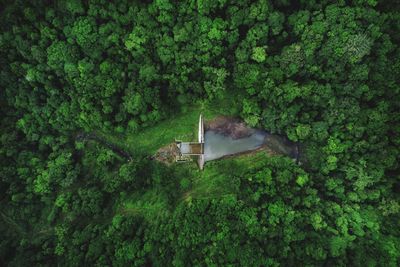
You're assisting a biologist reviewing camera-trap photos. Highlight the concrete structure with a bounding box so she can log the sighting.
[175,114,205,170]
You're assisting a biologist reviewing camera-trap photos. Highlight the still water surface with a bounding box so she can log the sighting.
[204,130,267,161]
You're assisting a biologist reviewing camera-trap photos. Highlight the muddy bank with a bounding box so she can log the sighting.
[264,134,299,160]
[205,116,255,139]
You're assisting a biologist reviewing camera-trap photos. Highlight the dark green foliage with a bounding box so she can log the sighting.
[0,0,399,266]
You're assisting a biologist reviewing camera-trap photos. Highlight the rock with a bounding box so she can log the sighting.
[205,116,255,139]
[153,143,180,165]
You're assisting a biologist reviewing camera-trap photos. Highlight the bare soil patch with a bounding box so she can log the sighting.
[205,116,255,139]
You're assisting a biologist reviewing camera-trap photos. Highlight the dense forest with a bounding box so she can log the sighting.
[1,0,399,266]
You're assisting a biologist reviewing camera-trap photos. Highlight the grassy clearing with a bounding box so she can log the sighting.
[97,95,239,156]
[97,95,252,219]
[181,150,270,202]
[118,151,270,221]
[118,189,171,220]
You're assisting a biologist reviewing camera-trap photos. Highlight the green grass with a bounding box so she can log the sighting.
[181,151,270,201]
[97,95,240,156]
[124,109,200,155]
[118,189,171,221]
[117,151,270,221]
[95,95,257,220]
[95,110,198,156]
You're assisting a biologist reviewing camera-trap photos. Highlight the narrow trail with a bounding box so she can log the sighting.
[75,132,133,161]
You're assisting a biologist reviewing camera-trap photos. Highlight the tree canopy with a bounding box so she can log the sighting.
[0,0,399,266]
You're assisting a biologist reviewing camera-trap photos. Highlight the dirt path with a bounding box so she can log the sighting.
[76,132,133,161]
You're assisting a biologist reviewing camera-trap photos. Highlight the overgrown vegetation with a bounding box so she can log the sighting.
[1,0,399,266]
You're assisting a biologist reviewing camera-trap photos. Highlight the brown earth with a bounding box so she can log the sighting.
[152,143,181,165]
[205,116,255,139]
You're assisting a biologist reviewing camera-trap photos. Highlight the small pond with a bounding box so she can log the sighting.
[204,130,267,161]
